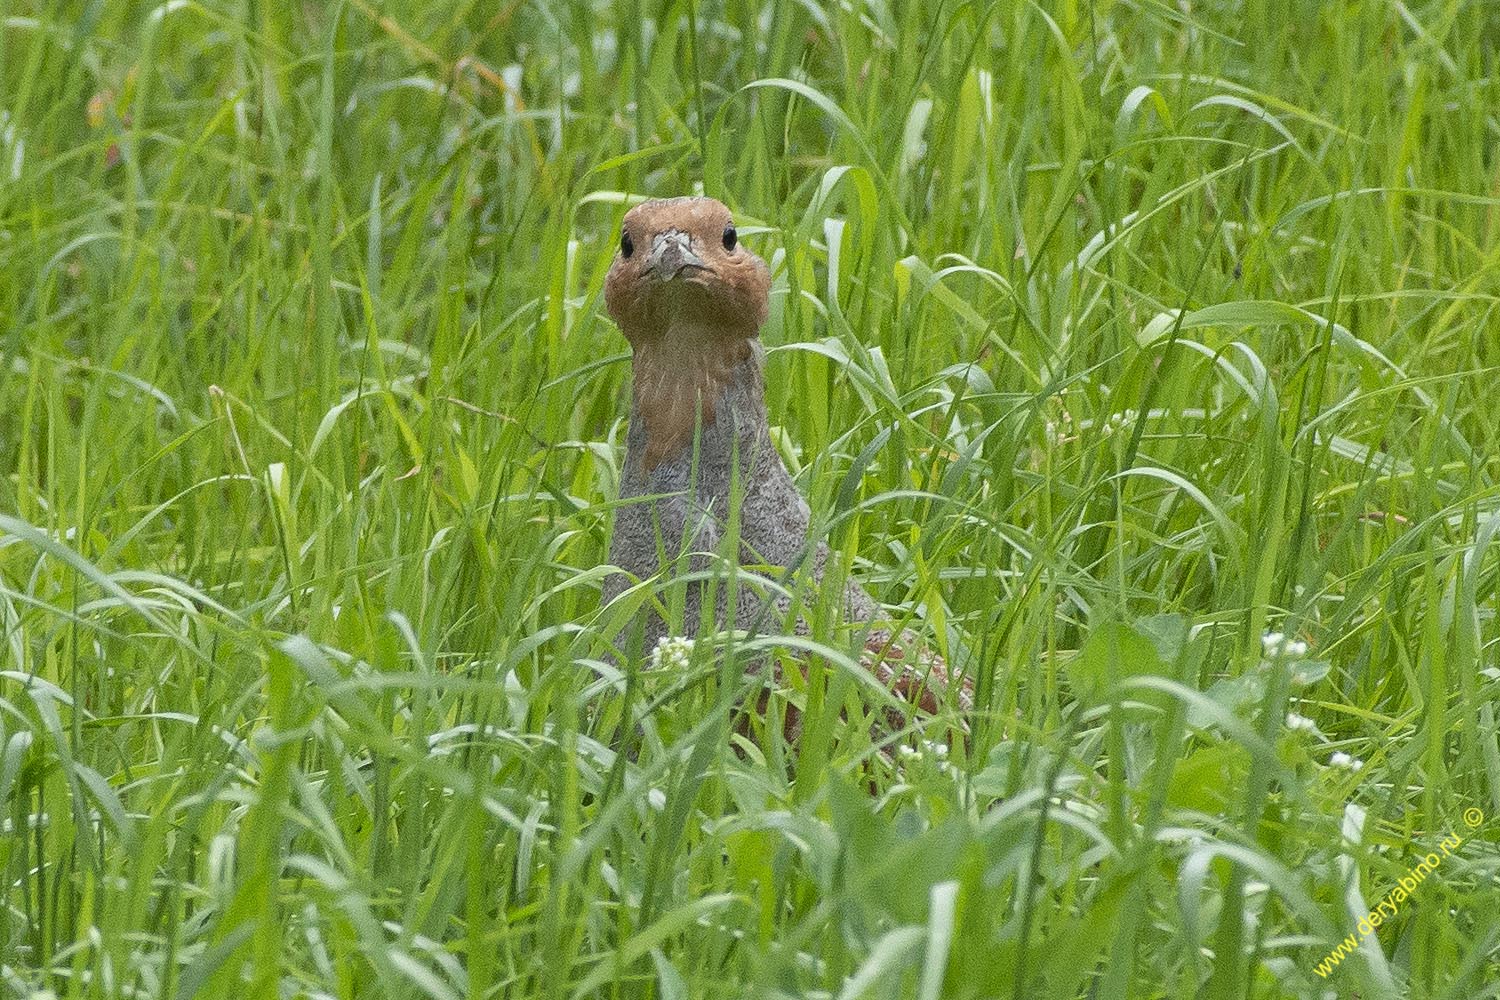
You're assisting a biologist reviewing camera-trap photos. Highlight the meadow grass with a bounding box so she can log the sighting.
[2,1,1499,997]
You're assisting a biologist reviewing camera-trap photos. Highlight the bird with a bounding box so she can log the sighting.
[600,195,971,739]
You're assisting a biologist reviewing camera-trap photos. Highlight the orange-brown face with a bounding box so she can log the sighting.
[604,197,771,342]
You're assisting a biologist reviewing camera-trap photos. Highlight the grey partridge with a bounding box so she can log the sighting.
[600,196,972,736]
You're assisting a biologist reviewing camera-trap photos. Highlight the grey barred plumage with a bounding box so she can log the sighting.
[601,196,970,724]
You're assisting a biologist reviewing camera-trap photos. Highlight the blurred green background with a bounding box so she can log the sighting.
[1,1,1499,997]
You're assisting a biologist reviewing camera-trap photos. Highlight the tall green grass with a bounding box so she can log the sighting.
[1,1,1498,996]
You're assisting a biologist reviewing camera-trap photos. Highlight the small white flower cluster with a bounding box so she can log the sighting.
[897,738,954,775]
[1043,410,1074,446]
[1285,712,1319,733]
[1283,707,1367,772]
[1261,631,1309,658]
[1097,408,1139,438]
[649,635,695,671]
[1328,751,1364,772]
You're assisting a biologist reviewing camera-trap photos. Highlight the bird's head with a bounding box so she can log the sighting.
[604,197,771,344]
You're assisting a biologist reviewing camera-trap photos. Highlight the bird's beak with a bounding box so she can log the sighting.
[648,229,711,280]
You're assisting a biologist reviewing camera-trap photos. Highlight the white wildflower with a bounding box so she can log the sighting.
[1328,752,1364,772]
[1285,712,1317,733]
[1261,631,1311,659]
[649,635,695,671]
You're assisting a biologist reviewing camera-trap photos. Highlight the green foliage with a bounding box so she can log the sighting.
[1,0,1498,997]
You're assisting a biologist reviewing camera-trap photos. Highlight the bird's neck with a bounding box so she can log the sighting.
[626,319,765,472]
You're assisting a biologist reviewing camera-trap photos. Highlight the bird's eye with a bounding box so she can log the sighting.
[722,224,737,251]
[620,231,634,258]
